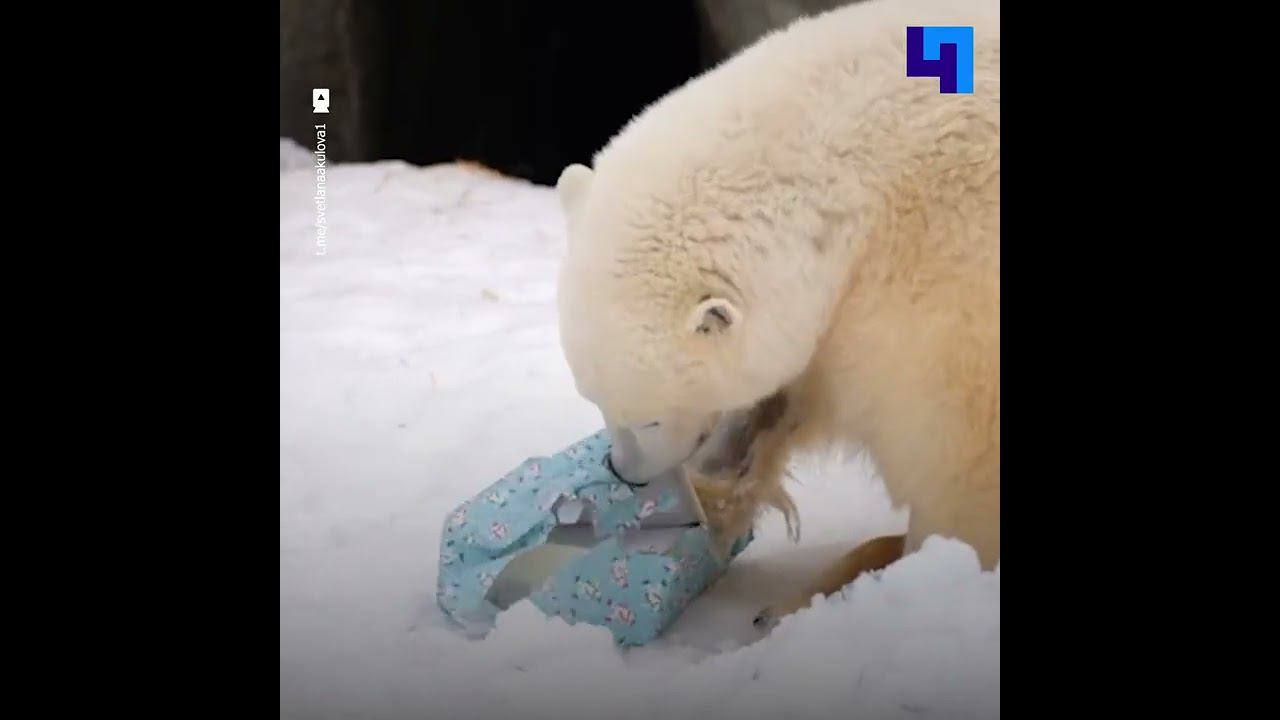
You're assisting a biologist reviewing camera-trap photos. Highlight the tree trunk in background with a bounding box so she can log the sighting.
[280,0,859,185]
[280,0,369,162]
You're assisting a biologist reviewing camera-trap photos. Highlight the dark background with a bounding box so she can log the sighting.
[280,0,854,185]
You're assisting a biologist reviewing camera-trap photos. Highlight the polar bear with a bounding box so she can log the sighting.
[555,0,999,627]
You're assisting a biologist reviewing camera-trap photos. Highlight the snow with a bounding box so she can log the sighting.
[280,138,313,172]
[280,150,1000,720]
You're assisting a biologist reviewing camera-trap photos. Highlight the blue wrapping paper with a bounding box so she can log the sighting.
[436,429,752,646]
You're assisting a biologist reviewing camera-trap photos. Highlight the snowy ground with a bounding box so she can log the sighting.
[280,142,1000,720]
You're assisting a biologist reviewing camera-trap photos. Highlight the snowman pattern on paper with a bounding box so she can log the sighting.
[610,558,630,588]
[679,553,701,575]
[575,578,602,602]
[607,603,636,626]
[520,461,542,482]
[439,581,461,608]
[448,506,468,531]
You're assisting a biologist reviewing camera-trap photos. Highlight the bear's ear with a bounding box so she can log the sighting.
[687,296,741,336]
[556,164,594,216]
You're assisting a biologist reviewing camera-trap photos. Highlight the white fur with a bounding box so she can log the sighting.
[557,0,999,568]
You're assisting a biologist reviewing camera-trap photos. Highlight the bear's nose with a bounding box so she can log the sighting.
[605,425,642,484]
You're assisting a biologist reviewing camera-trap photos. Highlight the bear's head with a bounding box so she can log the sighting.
[554,161,824,484]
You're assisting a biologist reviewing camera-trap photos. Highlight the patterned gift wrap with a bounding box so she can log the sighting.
[436,429,752,646]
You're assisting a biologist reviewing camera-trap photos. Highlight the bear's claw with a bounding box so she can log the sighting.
[752,606,779,632]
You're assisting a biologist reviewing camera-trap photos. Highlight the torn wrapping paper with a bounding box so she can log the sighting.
[436,429,752,646]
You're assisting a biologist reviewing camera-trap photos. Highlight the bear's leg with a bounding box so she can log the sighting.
[691,419,800,552]
[752,534,905,630]
[901,468,1000,571]
[752,441,999,630]
[690,388,802,548]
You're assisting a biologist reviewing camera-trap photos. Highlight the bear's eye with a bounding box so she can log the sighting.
[642,422,661,429]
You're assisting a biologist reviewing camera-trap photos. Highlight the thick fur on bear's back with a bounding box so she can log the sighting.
[558,0,999,567]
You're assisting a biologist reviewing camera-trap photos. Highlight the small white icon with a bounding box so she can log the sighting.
[313,88,330,114]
